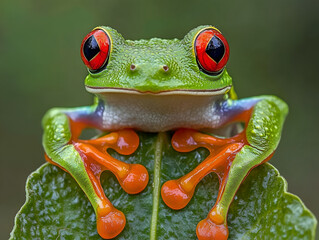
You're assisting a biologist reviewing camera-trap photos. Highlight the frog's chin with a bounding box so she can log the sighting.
[85,86,231,96]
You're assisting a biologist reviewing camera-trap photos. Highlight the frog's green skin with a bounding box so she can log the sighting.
[42,25,288,239]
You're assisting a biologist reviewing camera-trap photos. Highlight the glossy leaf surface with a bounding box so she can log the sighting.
[10,132,317,239]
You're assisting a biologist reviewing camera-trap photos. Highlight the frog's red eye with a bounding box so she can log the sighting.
[194,28,229,75]
[80,29,110,71]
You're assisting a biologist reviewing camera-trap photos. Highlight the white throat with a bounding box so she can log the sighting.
[91,90,229,132]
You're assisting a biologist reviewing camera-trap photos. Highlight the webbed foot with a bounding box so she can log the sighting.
[76,130,148,194]
[161,129,247,240]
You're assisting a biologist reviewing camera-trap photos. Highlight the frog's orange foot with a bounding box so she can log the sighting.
[76,129,149,195]
[162,129,246,239]
[162,129,244,209]
[71,129,149,238]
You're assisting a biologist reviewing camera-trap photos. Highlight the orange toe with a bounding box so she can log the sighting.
[171,129,199,152]
[97,209,126,239]
[161,180,193,210]
[113,129,139,155]
[120,164,149,194]
[196,218,228,240]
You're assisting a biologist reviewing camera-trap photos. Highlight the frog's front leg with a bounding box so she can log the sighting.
[42,106,149,239]
[161,96,288,240]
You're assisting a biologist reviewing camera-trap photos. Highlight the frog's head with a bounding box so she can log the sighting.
[81,26,233,96]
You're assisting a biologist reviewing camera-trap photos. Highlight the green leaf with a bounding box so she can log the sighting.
[10,132,317,239]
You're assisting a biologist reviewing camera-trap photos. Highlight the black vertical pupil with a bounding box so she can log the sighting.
[205,35,225,63]
[83,35,100,61]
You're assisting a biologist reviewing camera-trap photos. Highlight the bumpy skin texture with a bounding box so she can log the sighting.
[42,25,289,239]
[84,26,232,92]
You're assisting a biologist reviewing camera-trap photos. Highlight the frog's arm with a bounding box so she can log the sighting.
[162,95,288,240]
[42,102,148,239]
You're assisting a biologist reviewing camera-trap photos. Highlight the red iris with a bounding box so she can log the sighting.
[194,28,229,74]
[80,29,110,71]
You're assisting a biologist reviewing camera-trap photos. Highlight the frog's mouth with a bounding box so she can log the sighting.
[85,86,231,96]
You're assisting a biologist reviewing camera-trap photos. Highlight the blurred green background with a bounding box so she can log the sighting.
[1,0,318,238]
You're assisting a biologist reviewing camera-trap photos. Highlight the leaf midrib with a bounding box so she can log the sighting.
[150,132,166,240]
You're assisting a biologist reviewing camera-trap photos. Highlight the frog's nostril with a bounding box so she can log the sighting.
[162,65,169,72]
[130,64,137,71]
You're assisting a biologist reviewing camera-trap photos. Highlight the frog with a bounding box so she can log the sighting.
[42,25,288,240]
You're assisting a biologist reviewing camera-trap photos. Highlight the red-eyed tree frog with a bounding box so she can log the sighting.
[42,26,288,240]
